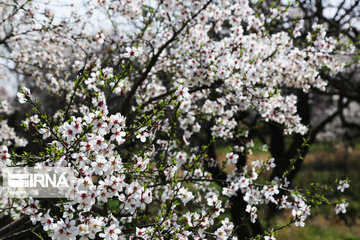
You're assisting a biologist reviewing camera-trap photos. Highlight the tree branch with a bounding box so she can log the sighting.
[120,0,213,116]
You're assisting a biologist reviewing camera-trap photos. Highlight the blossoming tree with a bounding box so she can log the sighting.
[0,0,356,239]
[250,0,360,185]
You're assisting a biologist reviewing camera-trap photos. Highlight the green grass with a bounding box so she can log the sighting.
[276,223,360,240]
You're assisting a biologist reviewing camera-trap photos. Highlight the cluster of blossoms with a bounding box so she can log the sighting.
[0,100,12,114]
[0,120,28,147]
[0,98,28,147]
[221,157,313,227]
[0,0,354,239]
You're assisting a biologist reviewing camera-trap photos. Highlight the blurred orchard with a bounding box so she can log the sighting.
[0,0,359,239]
